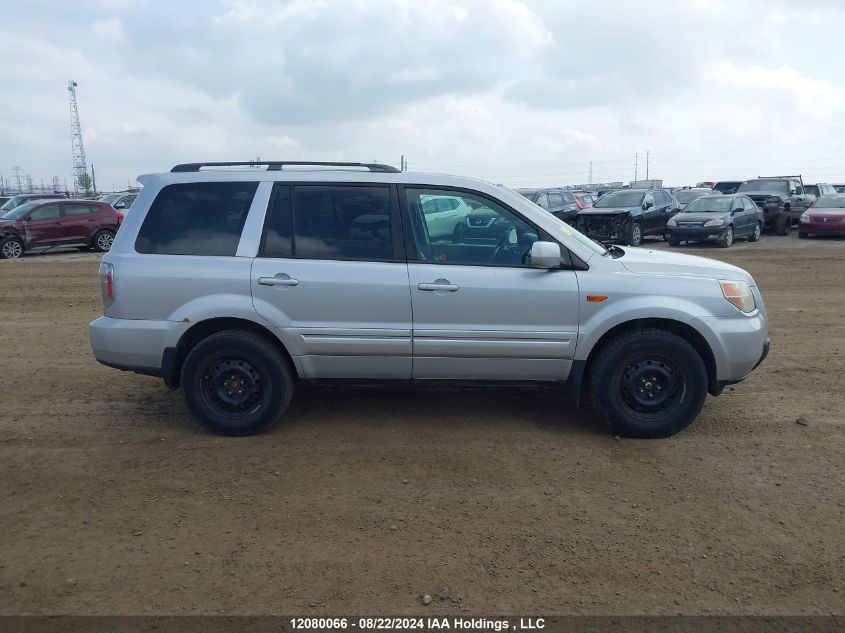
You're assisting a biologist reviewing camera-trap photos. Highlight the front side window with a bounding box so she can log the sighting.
[135,181,258,256]
[406,188,540,268]
[643,192,656,207]
[260,184,394,261]
[535,193,549,209]
[548,193,564,207]
[29,205,61,221]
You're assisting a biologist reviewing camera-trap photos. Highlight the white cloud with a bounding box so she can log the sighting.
[91,17,124,40]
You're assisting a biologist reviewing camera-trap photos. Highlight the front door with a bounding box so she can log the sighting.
[251,183,413,379]
[23,204,64,247]
[403,187,580,381]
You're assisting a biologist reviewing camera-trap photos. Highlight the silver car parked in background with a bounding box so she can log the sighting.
[89,161,770,438]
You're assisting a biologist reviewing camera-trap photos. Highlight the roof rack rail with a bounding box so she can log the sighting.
[171,161,401,173]
[757,174,802,179]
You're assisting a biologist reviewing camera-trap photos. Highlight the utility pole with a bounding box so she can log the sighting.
[67,80,88,195]
[25,174,33,193]
[400,155,405,171]
[588,160,593,185]
[12,166,23,192]
[634,153,638,182]
[90,164,97,196]
[646,150,650,180]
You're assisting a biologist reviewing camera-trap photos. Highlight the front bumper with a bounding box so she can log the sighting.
[799,220,845,235]
[665,225,726,241]
[691,309,769,386]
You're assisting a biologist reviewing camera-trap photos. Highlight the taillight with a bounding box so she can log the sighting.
[115,212,124,223]
[99,261,114,309]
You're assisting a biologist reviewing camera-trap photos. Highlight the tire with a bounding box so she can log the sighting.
[798,231,808,239]
[774,213,790,236]
[719,225,734,248]
[180,331,293,436]
[588,328,708,438]
[0,236,24,259]
[749,222,762,242]
[668,239,681,247]
[625,221,643,247]
[92,229,115,252]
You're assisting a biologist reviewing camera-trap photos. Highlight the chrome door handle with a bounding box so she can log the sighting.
[418,282,459,292]
[258,276,299,287]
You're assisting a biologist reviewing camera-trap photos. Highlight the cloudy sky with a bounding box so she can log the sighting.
[2,0,845,192]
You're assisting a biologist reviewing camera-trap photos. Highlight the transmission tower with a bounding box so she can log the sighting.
[12,166,24,192]
[67,80,88,195]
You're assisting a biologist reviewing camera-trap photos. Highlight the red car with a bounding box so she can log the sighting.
[798,195,845,238]
[0,199,122,259]
[573,191,595,209]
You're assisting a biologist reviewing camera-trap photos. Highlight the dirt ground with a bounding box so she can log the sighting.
[0,234,843,617]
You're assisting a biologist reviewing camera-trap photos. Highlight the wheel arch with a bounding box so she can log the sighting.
[162,316,299,389]
[575,317,719,401]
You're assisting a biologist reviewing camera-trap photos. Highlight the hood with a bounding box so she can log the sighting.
[806,208,845,218]
[619,245,753,282]
[672,211,731,223]
[579,206,635,216]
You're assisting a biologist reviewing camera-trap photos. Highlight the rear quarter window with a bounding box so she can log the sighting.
[135,182,258,256]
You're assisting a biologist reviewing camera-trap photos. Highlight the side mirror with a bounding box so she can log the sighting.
[114,201,126,209]
[789,189,797,195]
[732,207,742,214]
[530,241,562,269]
[643,201,654,210]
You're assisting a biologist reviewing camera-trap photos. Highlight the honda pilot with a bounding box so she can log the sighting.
[89,162,769,439]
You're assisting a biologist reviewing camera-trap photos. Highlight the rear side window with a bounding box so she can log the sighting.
[135,182,258,256]
[261,184,394,261]
[62,204,98,216]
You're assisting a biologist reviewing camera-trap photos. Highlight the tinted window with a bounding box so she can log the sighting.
[406,187,540,268]
[261,185,293,258]
[562,192,576,204]
[62,204,97,216]
[738,180,788,194]
[743,197,758,212]
[262,185,393,261]
[804,185,819,197]
[548,193,564,207]
[29,205,61,221]
[535,193,549,209]
[135,182,257,256]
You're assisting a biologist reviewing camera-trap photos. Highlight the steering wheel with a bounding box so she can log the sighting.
[490,227,532,265]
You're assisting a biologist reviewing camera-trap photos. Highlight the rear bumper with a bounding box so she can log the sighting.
[89,316,188,374]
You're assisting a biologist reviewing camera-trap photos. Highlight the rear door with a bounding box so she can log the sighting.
[402,186,580,381]
[251,183,413,379]
[23,204,64,247]
[60,202,99,243]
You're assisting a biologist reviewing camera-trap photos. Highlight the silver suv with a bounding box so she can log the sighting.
[89,161,770,438]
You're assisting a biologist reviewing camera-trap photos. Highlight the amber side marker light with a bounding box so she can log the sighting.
[586,295,608,302]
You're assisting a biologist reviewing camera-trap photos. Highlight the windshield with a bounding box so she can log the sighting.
[0,196,27,212]
[814,196,845,209]
[674,190,709,204]
[0,201,40,220]
[593,191,644,208]
[100,193,122,204]
[683,197,733,213]
[738,179,788,194]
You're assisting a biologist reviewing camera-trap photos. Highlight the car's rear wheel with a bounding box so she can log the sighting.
[749,222,762,242]
[588,328,708,438]
[719,225,734,248]
[92,229,115,252]
[0,236,24,259]
[180,331,293,436]
[668,239,681,247]
[625,221,643,247]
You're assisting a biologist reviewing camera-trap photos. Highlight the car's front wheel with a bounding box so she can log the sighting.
[588,328,708,438]
[0,236,24,259]
[180,331,293,436]
[625,220,643,247]
[719,225,734,248]
[749,222,762,242]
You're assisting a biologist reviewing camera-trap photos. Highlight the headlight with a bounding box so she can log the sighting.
[704,218,724,227]
[666,217,677,227]
[800,213,810,222]
[720,279,756,313]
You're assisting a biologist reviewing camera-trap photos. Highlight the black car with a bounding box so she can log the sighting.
[576,188,679,246]
[736,176,810,235]
[665,194,763,248]
[516,188,580,223]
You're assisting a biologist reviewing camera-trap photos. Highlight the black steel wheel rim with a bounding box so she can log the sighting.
[200,356,264,416]
[619,356,685,418]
